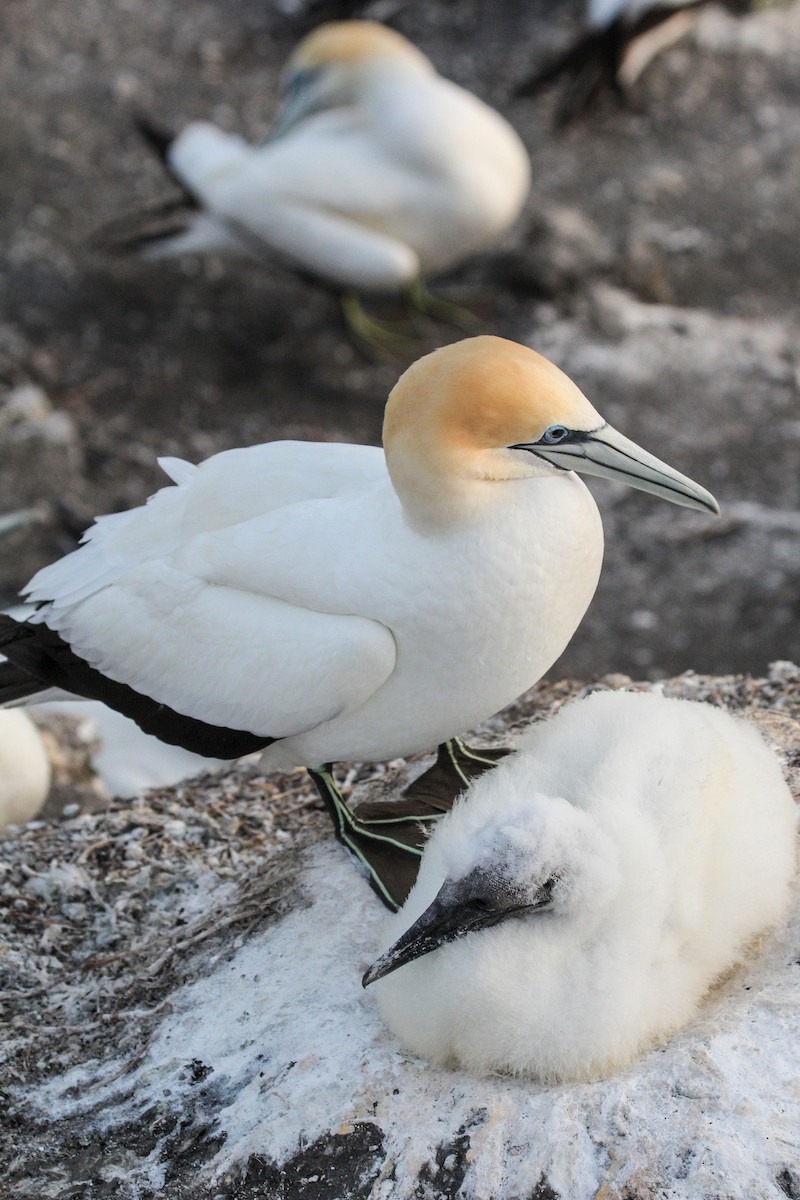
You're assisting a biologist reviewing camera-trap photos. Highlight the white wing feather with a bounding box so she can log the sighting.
[24,441,396,738]
[157,456,197,485]
[170,116,422,288]
[55,561,395,737]
[26,441,384,610]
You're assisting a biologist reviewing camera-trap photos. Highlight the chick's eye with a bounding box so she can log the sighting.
[471,896,493,913]
[542,425,569,444]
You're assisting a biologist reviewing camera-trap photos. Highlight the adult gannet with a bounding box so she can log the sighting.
[364,690,797,1080]
[0,710,51,830]
[515,0,739,124]
[0,337,717,905]
[115,21,530,339]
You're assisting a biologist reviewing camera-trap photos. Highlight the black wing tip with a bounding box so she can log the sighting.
[0,614,41,705]
[0,662,43,706]
[0,618,272,760]
[91,195,198,256]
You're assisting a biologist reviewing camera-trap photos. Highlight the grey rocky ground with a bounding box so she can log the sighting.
[1,0,799,677]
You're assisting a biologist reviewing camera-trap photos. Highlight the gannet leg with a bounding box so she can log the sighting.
[406,278,482,334]
[310,740,511,910]
[308,764,423,912]
[339,292,416,360]
[401,738,511,806]
[342,277,482,359]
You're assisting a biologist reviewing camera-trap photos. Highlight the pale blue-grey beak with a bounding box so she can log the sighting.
[516,423,720,516]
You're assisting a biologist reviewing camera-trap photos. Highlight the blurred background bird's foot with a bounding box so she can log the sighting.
[406,279,483,333]
[340,292,418,360]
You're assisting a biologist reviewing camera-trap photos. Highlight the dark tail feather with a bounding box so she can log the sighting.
[134,112,176,169]
[89,110,201,255]
[133,112,199,204]
[0,614,271,758]
[0,615,47,706]
[0,613,45,703]
[92,195,196,256]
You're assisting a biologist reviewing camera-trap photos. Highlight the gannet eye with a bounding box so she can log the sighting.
[541,425,570,445]
[283,67,316,98]
[471,896,493,912]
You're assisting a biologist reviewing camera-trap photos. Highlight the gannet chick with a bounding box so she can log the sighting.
[0,336,717,907]
[0,710,51,830]
[115,21,530,335]
[365,691,797,1080]
[515,0,744,125]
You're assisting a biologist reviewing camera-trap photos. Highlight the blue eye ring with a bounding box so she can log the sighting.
[542,425,570,444]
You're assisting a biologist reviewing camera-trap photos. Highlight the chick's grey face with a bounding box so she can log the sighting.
[362,863,557,988]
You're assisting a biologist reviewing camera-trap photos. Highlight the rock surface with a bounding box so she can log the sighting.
[2,666,799,1199]
[1,0,800,677]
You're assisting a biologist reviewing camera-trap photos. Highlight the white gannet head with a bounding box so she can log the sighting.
[272,21,435,137]
[382,335,719,524]
[363,791,621,987]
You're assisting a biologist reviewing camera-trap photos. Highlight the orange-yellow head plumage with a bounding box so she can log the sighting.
[383,335,719,524]
[288,21,433,76]
[383,336,602,516]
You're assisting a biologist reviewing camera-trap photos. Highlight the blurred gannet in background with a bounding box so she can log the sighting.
[35,699,230,798]
[365,691,797,1079]
[0,710,51,830]
[0,336,717,906]
[113,20,531,344]
[515,0,742,124]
